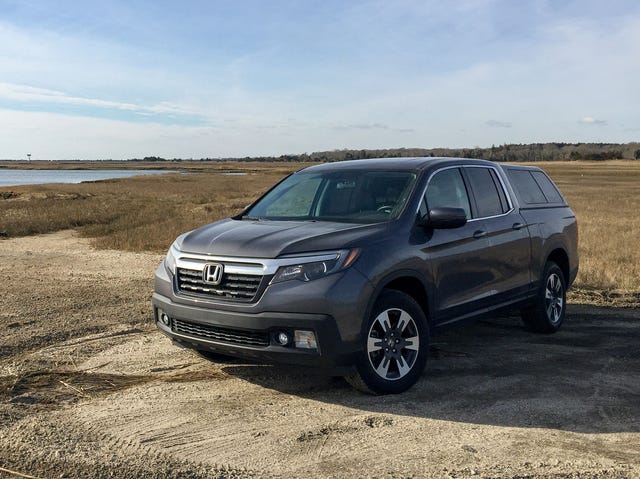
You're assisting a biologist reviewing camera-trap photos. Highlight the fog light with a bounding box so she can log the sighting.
[275,331,291,346]
[159,311,170,326]
[294,330,317,349]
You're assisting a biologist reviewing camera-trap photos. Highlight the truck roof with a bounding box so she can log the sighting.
[300,157,500,173]
[502,164,544,172]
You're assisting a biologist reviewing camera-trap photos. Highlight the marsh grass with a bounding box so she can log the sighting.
[0,166,303,251]
[530,161,640,296]
[1,160,639,298]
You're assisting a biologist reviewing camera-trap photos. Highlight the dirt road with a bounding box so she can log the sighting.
[1,231,639,478]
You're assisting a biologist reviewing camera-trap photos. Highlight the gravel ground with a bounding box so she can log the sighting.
[1,231,639,479]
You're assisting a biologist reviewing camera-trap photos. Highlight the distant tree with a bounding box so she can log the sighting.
[155,142,638,163]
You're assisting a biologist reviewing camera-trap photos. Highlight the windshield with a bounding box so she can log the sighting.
[245,170,418,223]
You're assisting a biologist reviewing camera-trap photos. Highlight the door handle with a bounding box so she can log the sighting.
[512,222,525,230]
[473,230,487,239]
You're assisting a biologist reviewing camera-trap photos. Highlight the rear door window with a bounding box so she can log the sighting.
[531,171,564,203]
[465,167,507,218]
[507,169,548,204]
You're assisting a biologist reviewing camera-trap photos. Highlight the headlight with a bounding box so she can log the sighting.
[271,249,360,284]
[164,234,187,275]
[164,244,178,275]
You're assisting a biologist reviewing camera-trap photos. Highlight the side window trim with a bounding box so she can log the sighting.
[489,169,509,213]
[416,164,514,222]
[458,167,480,219]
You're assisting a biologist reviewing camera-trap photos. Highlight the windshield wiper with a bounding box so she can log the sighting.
[240,214,262,221]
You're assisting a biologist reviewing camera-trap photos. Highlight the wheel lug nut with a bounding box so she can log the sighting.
[393,349,397,353]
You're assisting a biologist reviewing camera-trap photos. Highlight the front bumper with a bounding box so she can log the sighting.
[151,256,374,370]
[152,292,358,369]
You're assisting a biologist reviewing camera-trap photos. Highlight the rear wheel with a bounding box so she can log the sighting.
[346,290,429,394]
[522,261,566,334]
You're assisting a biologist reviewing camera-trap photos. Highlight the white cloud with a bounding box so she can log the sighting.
[0,21,224,120]
[0,110,230,160]
[0,82,200,117]
[579,116,607,125]
[485,120,512,128]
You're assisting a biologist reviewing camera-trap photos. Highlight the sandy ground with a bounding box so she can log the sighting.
[1,231,639,479]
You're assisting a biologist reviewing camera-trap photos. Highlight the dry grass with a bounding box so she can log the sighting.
[530,161,640,296]
[0,165,306,251]
[1,160,639,299]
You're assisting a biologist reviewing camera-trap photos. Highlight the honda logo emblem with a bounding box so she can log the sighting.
[203,263,224,285]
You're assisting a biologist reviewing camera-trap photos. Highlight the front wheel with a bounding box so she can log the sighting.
[346,290,429,394]
[522,261,567,334]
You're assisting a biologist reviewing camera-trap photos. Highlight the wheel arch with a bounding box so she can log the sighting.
[546,248,570,285]
[363,270,432,335]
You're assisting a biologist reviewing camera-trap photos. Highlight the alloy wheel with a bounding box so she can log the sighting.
[545,273,564,324]
[366,308,420,380]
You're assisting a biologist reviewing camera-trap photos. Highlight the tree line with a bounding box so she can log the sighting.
[129,142,640,163]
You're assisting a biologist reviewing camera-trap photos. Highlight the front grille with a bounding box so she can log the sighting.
[172,318,270,347]
[176,268,262,301]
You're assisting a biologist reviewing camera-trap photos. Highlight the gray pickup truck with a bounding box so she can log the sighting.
[153,158,578,394]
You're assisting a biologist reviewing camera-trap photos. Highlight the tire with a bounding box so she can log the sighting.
[522,261,567,334]
[346,290,429,394]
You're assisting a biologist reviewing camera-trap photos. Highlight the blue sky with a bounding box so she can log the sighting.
[0,0,638,160]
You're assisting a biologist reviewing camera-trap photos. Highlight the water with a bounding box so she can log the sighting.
[0,169,176,187]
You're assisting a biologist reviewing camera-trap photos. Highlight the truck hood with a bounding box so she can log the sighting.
[179,219,389,258]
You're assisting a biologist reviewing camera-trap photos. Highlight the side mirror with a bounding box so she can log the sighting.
[421,207,467,229]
